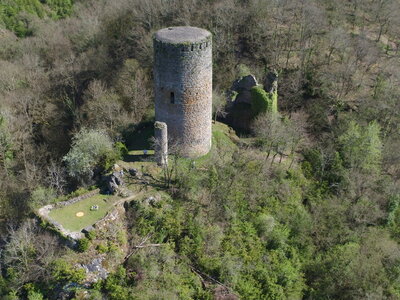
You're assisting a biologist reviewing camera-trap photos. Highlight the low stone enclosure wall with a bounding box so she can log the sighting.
[37,189,129,243]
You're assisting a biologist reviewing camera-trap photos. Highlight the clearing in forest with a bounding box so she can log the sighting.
[48,193,119,232]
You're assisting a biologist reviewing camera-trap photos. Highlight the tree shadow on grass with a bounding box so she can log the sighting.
[124,153,153,162]
[122,121,154,150]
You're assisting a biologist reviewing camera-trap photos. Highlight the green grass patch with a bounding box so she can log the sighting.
[49,193,120,232]
[128,150,154,155]
[194,122,238,165]
[118,121,239,182]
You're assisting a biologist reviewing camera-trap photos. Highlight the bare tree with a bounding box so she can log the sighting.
[47,160,67,195]
[212,90,227,122]
[151,136,184,188]
[252,112,284,162]
[252,111,307,167]
[2,220,63,289]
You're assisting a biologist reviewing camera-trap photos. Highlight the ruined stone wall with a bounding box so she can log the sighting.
[154,27,212,158]
[154,121,168,166]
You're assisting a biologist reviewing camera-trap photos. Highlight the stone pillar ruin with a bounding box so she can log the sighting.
[154,121,168,166]
[153,26,212,158]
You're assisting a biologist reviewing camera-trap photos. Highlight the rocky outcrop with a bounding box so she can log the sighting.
[228,74,258,106]
[226,74,259,131]
[264,69,278,93]
[106,170,125,194]
[128,167,142,178]
[80,256,109,282]
[225,71,278,131]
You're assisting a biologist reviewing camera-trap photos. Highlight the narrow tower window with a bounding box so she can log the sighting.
[170,92,175,104]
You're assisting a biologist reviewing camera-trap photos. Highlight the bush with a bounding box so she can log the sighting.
[27,290,44,300]
[2,291,19,300]
[237,64,252,78]
[115,142,128,158]
[96,243,108,253]
[104,266,130,300]
[86,230,96,241]
[29,187,56,210]
[51,259,86,283]
[63,129,120,182]
[77,238,90,252]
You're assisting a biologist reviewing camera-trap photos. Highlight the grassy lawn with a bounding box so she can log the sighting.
[193,122,238,166]
[49,193,119,232]
[129,149,155,155]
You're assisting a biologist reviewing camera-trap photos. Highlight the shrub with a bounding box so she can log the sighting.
[51,259,86,283]
[96,243,108,253]
[63,129,120,182]
[115,142,128,158]
[86,230,96,241]
[104,267,130,300]
[29,187,56,210]
[2,291,19,300]
[27,290,44,300]
[77,238,90,252]
[237,64,252,78]
[24,283,44,300]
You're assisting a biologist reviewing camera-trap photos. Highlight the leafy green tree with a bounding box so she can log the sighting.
[306,229,400,299]
[0,0,74,37]
[338,121,382,172]
[0,114,13,174]
[27,290,44,300]
[76,238,90,252]
[63,129,120,183]
[29,186,56,210]
[51,259,86,284]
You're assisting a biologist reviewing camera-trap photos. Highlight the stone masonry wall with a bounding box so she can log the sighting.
[154,27,212,158]
[154,121,168,166]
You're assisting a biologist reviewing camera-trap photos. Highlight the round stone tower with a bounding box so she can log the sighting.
[154,26,212,158]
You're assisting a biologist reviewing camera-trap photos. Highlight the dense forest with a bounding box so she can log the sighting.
[1,0,400,299]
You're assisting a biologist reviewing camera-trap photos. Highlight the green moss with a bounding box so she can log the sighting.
[231,90,238,101]
[250,85,278,116]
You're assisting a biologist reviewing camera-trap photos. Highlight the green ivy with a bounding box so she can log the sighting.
[250,86,278,116]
